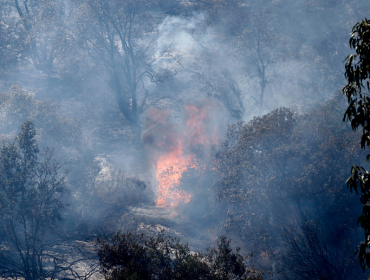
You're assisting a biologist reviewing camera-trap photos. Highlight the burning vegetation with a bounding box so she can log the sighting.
[1,0,369,279]
[142,99,223,207]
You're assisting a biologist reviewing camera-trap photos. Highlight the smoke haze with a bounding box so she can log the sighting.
[0,0,368,278]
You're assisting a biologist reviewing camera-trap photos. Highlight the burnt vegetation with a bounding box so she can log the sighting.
[0,0,369,279]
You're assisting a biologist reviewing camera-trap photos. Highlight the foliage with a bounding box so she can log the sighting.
[97,231,263,280]
[0,86,81,147]
[343,18,370,148]
[342,18,370,271]
[8,0,72,72]
[0,121,69,279]
[0,6,28,69]
[214,100,363,273]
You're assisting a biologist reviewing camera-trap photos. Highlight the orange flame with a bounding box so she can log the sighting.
[155,146,195,207]
[143,100,221,208]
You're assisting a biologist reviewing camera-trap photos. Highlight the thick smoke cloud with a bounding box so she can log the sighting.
[0,0,369,278]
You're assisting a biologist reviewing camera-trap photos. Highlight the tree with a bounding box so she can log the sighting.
[214,98,363,271]
[6,0,69,72]
[0,3,28,70]
[175,38,246,119]
[0,86,81,147]
[79,0,173,124]
[342,18,370,271]
[233,11,285,111]
[0,121,72,279]
[97,231,263,280]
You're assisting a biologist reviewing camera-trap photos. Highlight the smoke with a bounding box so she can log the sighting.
[157,12,208,57]
[142,107,179,153]
[1,0,370,277]
[142,98,226,207]
[154,1,368,122]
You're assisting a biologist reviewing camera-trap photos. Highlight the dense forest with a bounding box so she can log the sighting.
[0,0,369,279]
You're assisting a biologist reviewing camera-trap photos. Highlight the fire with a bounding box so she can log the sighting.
[155,147,195,207]
[142,99,221,208]
[184,104,220,147]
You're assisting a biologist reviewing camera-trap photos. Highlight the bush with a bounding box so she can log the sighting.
[97,231,263,280]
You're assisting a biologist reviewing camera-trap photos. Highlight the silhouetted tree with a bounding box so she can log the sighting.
[0,121,74,279]
[97,231,263,280]
[215,98,363,269]
[342,18,370,271]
